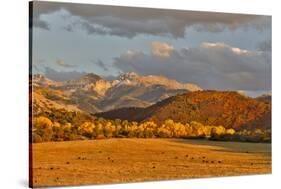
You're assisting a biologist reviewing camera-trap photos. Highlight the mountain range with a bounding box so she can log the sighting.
[32,72,271,131]
[32,72,202,115]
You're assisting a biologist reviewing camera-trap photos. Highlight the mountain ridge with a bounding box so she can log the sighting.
[95,90,271,131]
[32,72,202,114]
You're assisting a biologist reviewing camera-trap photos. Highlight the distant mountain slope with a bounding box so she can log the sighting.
[115,72,202,91]
[32,87,84,116]
[95,91,271,130]
[32,72,202,113]
[255,94,272,104]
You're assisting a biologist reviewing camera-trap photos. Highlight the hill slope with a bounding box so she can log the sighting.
[255,94,272,104]
[95,91,271,130]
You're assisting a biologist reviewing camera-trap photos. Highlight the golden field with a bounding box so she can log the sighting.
[31,139,271,187]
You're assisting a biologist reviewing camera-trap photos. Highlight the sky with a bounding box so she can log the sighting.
[31,1,272,96]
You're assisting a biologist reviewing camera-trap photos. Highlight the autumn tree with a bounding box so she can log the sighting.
[190,121,205,137]
[95,122,105,139]
[226,128,236,135]
[128,122,138,138]
[104,121,114,138]
[210,125,226,138]
[157,127,172,138]
[33,116,54,142]
[52,122,64,141]
[78,122,95,138]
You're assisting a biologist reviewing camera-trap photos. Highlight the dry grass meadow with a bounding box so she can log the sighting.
[31,139,271,187]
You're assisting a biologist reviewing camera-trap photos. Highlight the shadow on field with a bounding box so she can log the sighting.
[170,139,271,154]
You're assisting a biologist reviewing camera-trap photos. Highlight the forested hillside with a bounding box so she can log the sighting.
[96,91,271,130]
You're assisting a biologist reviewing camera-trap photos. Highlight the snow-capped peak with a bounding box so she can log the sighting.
[118,72,139,81]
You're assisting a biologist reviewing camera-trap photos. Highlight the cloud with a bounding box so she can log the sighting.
[44,67,86,81]
[257,39,272,52]
[31,1,59,30]
[151,41,174,57]
[201,42,251,55]
[231,47,250,55]
[56,59,76,68]
[92,59,109,71]
[31,58,46,74]
[32,1,271,38]
[32,19,49,30]
[200,42,226,49]
[33,58,45,65]
[113,42,271,91]
[63,24,73,32]
[121,50,144,60]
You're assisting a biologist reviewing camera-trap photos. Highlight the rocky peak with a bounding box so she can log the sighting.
[118,72,139,81]
[33,74,46,80]
[81,73,101,82]
[32,74,60,87]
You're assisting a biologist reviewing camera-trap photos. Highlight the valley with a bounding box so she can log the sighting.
[30,72,272,187]
[31,138,271,187]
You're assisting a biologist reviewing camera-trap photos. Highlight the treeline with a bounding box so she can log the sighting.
[32,116,234,142]
[32,113,270,143]
[31,108,271,143]
[222,128,271,143]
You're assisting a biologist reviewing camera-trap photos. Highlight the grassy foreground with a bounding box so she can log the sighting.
[31,139,271,187]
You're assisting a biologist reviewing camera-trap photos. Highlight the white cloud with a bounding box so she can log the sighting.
[231,47,250,55]
[201,42,226,49]
[151,41,174,58]
[201,42,251,55]
[122,50,144,59]
[56,59,65,66]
